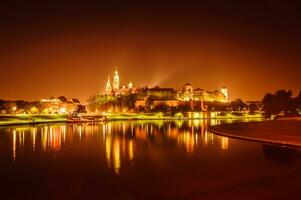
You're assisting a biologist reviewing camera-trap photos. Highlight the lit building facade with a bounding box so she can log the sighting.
[40,97,80,114]
[135,84,228,109]
[177,84,228,102]
[102,67,228,109]
[220,87,228,102]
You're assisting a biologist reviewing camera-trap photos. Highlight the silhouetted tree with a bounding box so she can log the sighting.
[262,93,275,116]
[116,94,137,111]
[3,102,17,114]
[137,105,145,112]
[86,94,116,112]
[176,103,191,112]
[206,102,229,111]
[152,104,171,113]
[145,95,156,112]
[249,103,257,114]
[75,105,87,114]
[230,99,246,111]
[58,96,68,102]
[275,90,292,112]
[262,89,294,117]
[297,91,301,110]
[297,91,301,99]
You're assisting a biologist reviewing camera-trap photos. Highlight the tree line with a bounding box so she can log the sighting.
[262,90,301,117]
[87,94,257,114]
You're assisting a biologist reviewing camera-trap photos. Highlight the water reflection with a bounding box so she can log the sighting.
[7,120,233,173]
[4,119,301,200]
[104,133,128,174]
[262,144,301,165]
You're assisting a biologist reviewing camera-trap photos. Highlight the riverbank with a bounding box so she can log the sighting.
[0,112,263,126]
[104,112,263,121]
[209,118,301,148]
[0,114,67,126]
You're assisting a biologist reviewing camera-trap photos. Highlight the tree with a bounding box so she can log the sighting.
[275,90,292,112]
[58,96,68,103]
[262,93,275,116]
[15,100,26,110]
[206,101,229,112]
[86,94,117,112]
[152,104,171,113]
[262,90,294,117]
[230,99,246,111]
[3,102,17,114]
[75,105,87,114]
[176,103,191,112]
[288,98,299,114]
[145,95,156,112]
[175,112,184,119]
[124,94,137,110]
[249,103,257,114]
[0,100,4,113]
[137,105,145,113]
[297,91,301,110]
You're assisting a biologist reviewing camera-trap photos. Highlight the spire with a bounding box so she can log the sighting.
[105,76,112,94]
[128,80,133,89]
[112,66,120,89]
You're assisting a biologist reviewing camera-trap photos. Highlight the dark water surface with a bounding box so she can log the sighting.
[1,120,301,200]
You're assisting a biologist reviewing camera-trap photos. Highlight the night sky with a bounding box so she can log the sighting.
[0,1,300,102]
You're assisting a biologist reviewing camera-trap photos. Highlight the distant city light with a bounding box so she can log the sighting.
[59,107,66,114]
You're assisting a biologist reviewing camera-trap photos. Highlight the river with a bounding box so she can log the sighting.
[0,120,301,199]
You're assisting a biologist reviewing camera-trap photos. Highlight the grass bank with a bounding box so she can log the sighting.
[0,114,67,126]
[105,113,174,120]
[209,118,301,148]
[104,112,263,121]
[0,112,263,126]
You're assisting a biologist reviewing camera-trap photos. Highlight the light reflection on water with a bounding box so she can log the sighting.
[7,120,233,172]
[2,119,301,199]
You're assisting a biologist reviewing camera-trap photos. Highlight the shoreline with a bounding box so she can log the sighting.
[3,115,301,149]
[0,120,67,127]
[209,119,301,148]
[0,115,263,127]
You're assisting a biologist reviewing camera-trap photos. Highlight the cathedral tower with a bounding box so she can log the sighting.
[105,76,112,94]
[112,67,120,90]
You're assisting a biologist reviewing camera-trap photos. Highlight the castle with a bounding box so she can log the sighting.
[103,67,229,106]
[105,67,134,95]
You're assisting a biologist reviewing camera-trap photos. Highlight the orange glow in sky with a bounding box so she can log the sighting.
[1,2,300,102]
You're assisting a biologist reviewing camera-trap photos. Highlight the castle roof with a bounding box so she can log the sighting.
[148,86,175,92]
[183,83,192,86]
[194,88,204,91]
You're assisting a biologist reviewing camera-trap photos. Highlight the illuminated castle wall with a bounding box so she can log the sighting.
[103,67,228,106]
[135,84,228,109]
[178,84,228,102]
[136,84,228,102]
